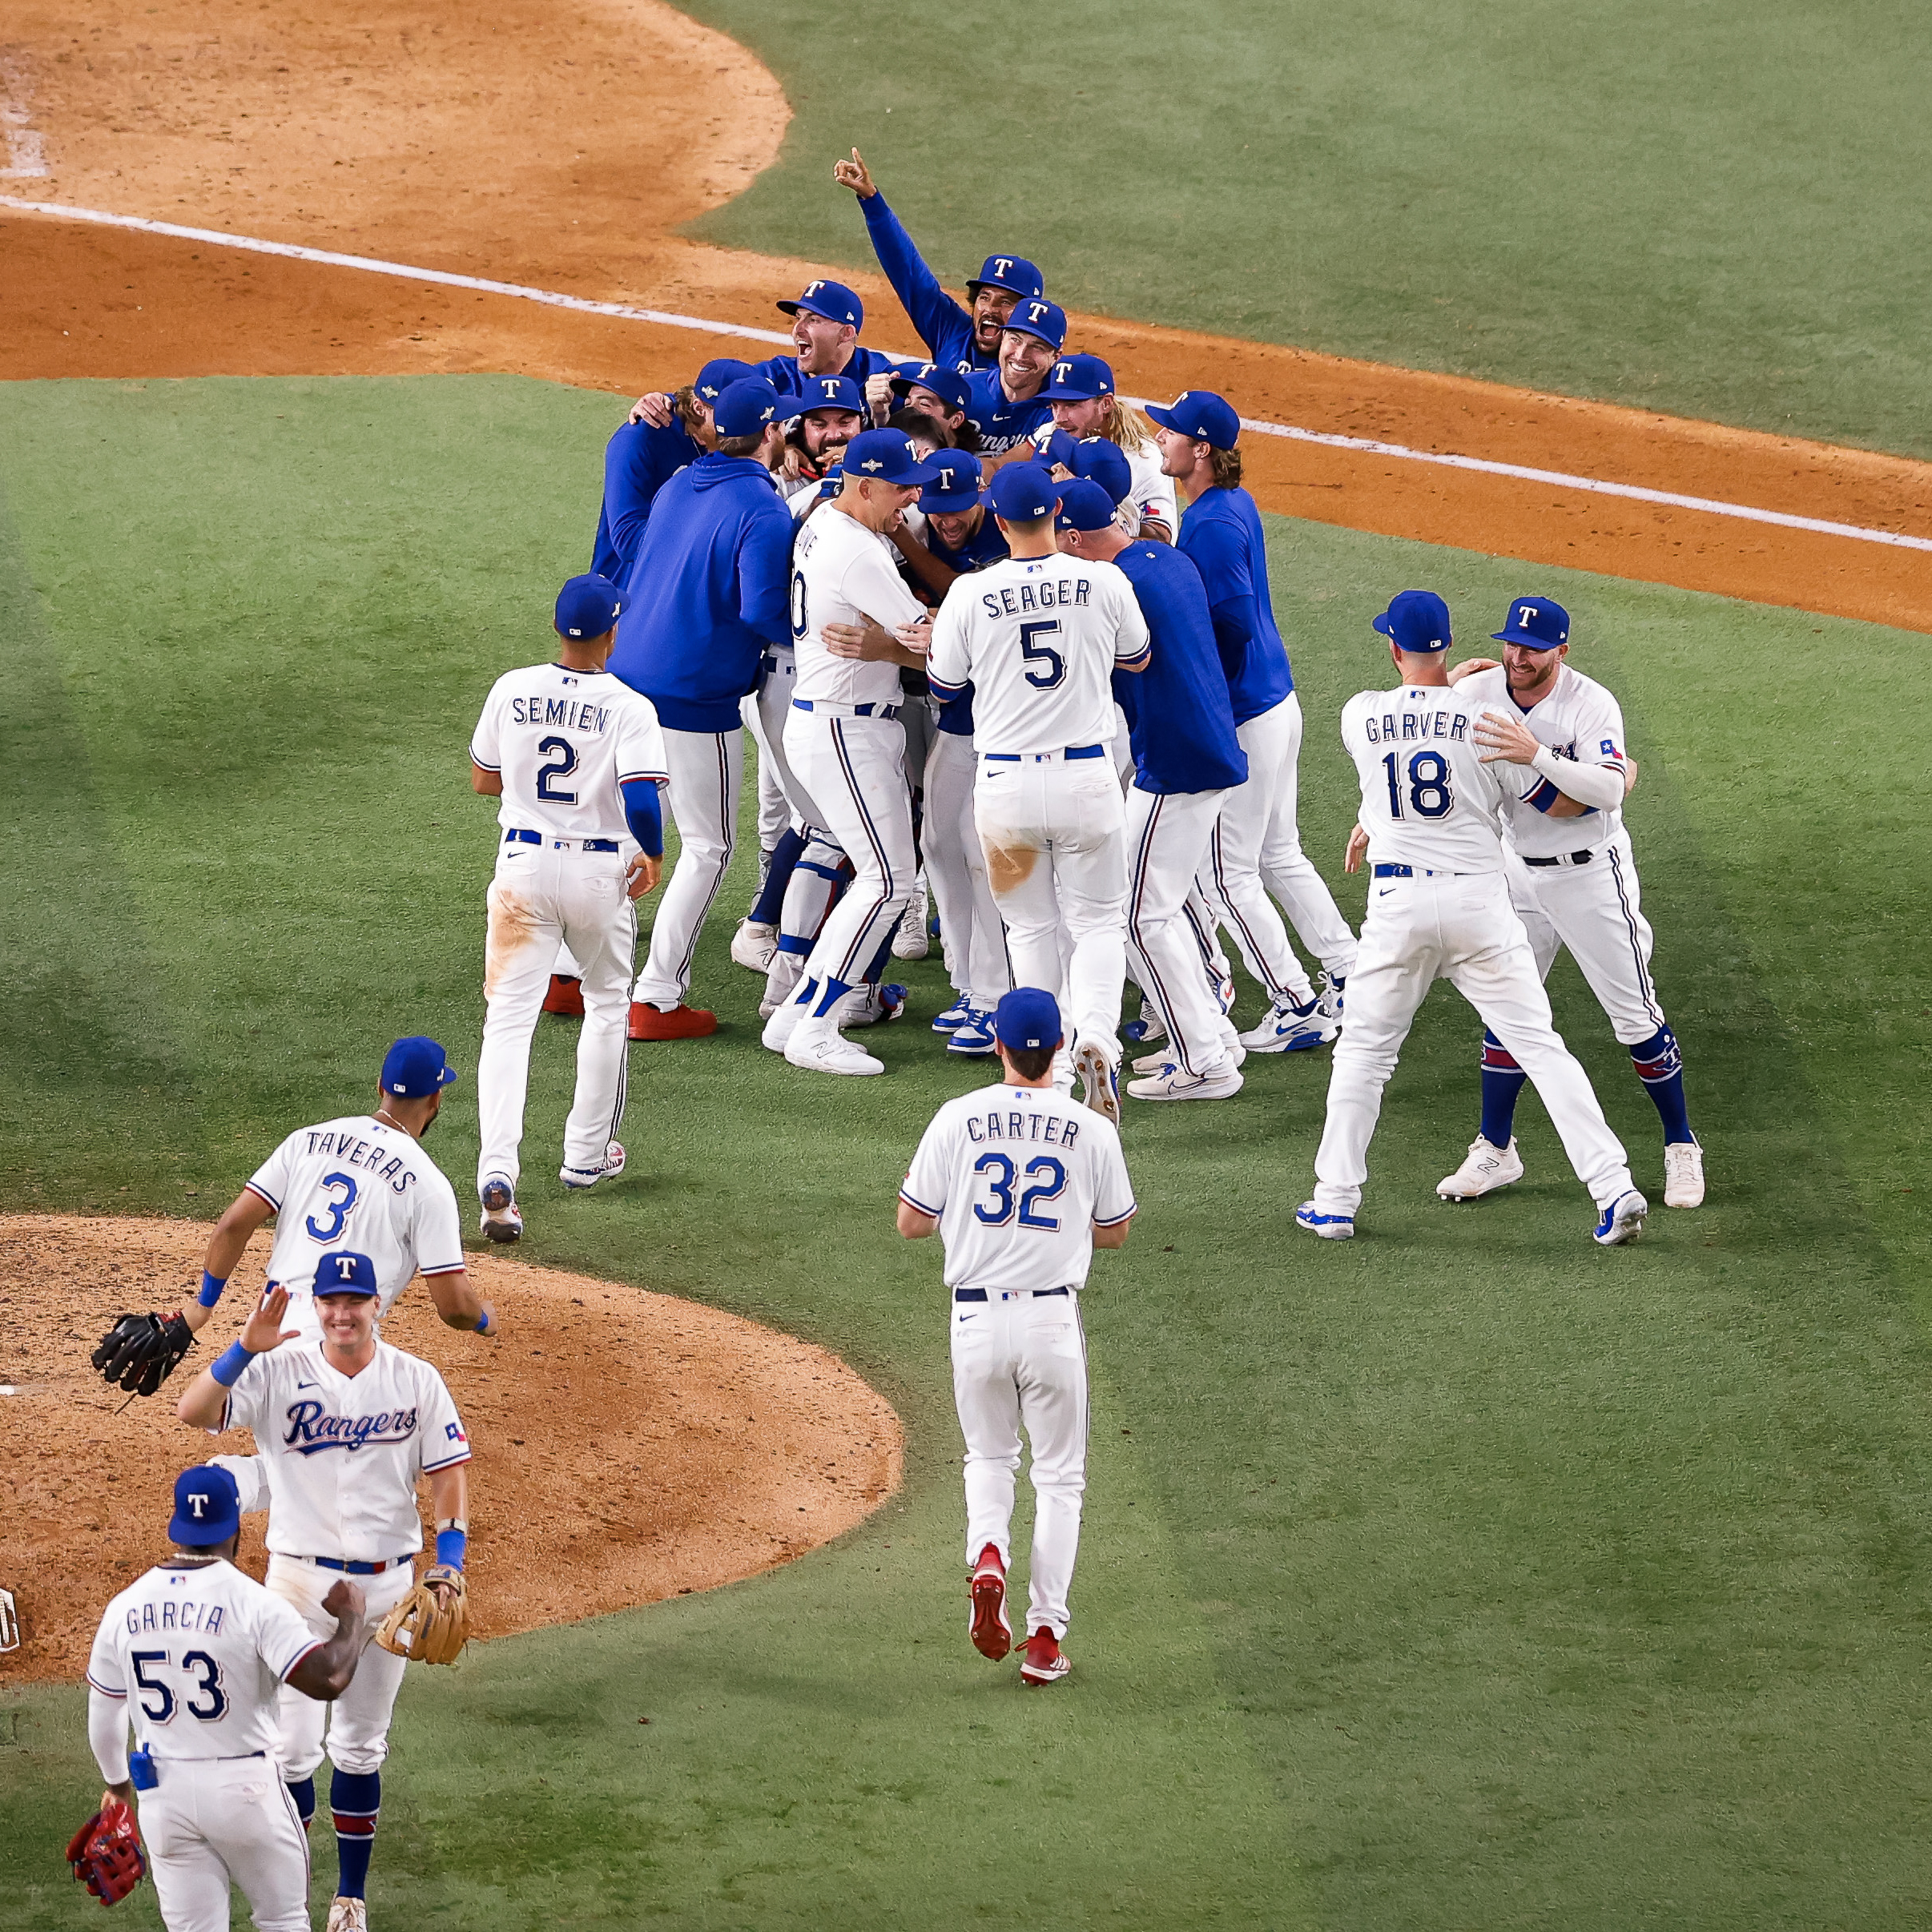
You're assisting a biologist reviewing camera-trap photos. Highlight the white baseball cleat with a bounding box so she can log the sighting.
[730,918,778,972]
[1663,1139,1705,1207]
[784,1030,885,1077]
[1122,1004,1166,1048]
[1318,972,1346,1024]
[759,951,805,1020]
[1072,1040,1122,1126]
[560,1141,626,1190]
[932,996,973,1033]
[1592,1189,1648,1246]
[1437,1136,1524,1201]
[326,1899,368,1932]
[1126,1061,1244,1102]
[1294,1201,1354,1240]
[1238,994,1339,1054]
[761,989,812,1051]
[892,879,931,959]
[478,1176,522,1244]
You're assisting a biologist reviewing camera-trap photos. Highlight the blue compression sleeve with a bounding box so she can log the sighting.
[620,779,664,858]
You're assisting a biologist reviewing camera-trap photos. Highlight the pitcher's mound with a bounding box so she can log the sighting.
[0,1215,902,1681]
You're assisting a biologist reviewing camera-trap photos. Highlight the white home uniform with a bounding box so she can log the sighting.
[218,1339,470,1785]
[87,1562,322,1932]
[928,555,1150,1064]
[901,1080,1137,1641]
[1028,425,1176,542]
[243,1118,465,1342]
[1307,682,1636,1218]
[469,662,668,1191]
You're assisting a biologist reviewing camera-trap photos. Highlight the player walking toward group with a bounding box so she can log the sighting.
[1437,597,1705,1208]
[176,1262,475,1932]
[78,1464,366,1930]
[928,462,1151,1121]
[897,988,1137,1687]
[469,574,668,1238]
[1296,591,1647,1245]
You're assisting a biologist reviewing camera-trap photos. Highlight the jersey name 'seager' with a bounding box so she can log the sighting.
[1454,662,1628,859]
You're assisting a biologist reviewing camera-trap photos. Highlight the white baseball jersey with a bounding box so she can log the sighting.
[928,554,1149,755]
[1455,663,1628,858]
[1340,682,1521,874]
[245,1115,465,1339]
[790,503,928,709]
[469,663,668,842]
[1119,440,1178,538]
[221,1338,469,1561]
[900,1081,1137,1293]
[87,1560,322,1760]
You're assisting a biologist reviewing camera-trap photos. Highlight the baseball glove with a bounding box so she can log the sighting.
[66,1798,147,1905]
[374,1566,469,1664]
[91,1311,195,1397]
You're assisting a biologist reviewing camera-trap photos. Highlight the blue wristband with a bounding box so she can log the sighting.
[474,1303,495,1336]
[197,1270,228,1309]
[210,1342,256,1388]
[435,1528,468,1570]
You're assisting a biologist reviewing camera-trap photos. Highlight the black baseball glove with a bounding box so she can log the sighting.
[91,1311,195,1396]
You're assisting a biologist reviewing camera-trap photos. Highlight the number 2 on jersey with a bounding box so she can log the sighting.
[1381,749,1454,819]
[535,735,579,803]
[1018,620,1065,690]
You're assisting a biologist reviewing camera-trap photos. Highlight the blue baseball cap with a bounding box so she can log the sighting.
[993,987,1062,1052]
[169,1464,240,1547]
[1070,437,1132,506]
[555,573,623,641]
[1036,426,1081,471]
[1491,596,1572,648]
[840,428,943,487]
[968,255,1045,300]
[713,378,801,439]
[1046,353,1114,403]
[1145,388,1241,449]
[1372,590,1453,654]
[917,449,986,514]
[778,279,863,329]
[988,461,1061,523]
[797,372,866,417]
[1004,297,1068,351]
[693,357,755,403]
[1054,479,1119,533]
[313,1250,380,1299]
[380,1035,457,1098]
[891,360,973,414]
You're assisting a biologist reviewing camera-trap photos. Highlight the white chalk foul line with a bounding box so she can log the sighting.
[8,192,1931,557]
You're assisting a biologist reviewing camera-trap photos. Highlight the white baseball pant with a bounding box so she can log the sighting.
[268,1556,413,1781]
[631,725,743,1009]
[1507,831,1665,1044]
[1310,871,1634,1214]
[748,648,820,840]
[136,1758,310,1932]
[1125,784,1241,1078]
[900,690,937,799]
[975,751,1128,1064]
[924,731,1010,1008]
[952,1287,1089,1639]
[477,838,634,1192]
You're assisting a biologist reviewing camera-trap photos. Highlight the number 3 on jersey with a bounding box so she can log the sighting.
[1381,748,1454,819]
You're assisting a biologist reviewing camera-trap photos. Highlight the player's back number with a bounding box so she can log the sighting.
[1381,748,1454,819]
[1018,619,1065,690]
[536,735,579,803]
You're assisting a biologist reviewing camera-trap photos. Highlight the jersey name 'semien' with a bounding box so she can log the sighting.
[791,507,929,710]
[1454,662,1628,858]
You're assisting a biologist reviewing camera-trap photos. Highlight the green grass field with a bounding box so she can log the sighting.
[3,373,1930,1928]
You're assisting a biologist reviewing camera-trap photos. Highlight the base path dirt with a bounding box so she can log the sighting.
[0,1215,902,1684]
[2,0,1930,631]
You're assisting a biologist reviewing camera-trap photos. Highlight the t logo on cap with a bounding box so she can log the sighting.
[1491,596,1572,649]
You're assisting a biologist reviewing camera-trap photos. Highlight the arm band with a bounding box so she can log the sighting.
[474,1302,495,1336]
[197,1270,228,1309]
[435,1527,468,1569]
[210,1342,256,1388]
[620,777,665,858]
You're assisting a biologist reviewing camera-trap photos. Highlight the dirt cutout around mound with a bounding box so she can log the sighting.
[0,1215,902,1684]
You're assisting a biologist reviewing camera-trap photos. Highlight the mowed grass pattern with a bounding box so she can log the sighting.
[1,375,1929,1928]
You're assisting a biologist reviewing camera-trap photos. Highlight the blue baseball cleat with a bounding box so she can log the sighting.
[1294,1201,1354,1240]
[932,997,972,1034]
[1592,1189,1648,1246]
[947,1009,997,1057]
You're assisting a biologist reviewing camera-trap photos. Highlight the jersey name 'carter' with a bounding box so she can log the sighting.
[963,1107,1086,1147]
[975,577,1093,618]
[506,695,616,732]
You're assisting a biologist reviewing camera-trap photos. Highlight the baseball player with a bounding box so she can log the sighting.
[1437,597,1705,1209]
[897,987,1137,1687]
[834,147,1044,373]
[1032,356,1175,541]
[1150,389,1356,1051]
[175,1262,473,1932]
[759,428,940,1076]
[890,361,982,452]
[1054,481,1250,1100]
[777,373,866,501]
[1295,590,1647,1246]
[83,1463,365,1932]
[469,574,668,1239]
[751,279,904,403]
[928,461,1152,1121]
[610,376,800,1040]
[963,302,1065,457]
[180,1036,493,1349]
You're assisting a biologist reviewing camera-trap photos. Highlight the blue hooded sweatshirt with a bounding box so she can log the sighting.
[608,453,793,733]
[590,417,702,586]
[1176,485,1294,725]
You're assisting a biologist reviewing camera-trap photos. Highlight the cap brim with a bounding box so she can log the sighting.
[1371,612,1395,637]
[1489,629,1561,647]
[168,1514,238,1546]
[1143,405,1181,433]
[920,488,990,514]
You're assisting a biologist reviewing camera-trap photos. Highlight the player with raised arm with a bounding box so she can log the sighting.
[898,988,1137,1688]
[176,1258,475,1932]
[1294,591,1646,1246]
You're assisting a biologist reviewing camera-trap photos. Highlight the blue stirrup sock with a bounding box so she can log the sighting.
[811,976,852,1019]
[330,1767,380,1899]
[286,1775,316,1829]
[750,825,805,927]
[1479,1030,1528,1148]
[1628,1024,1694,1143]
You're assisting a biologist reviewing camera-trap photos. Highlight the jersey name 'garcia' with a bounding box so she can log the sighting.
[1454,662,1628,859]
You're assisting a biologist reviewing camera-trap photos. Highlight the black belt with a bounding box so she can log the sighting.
[505,830,620,853]
[954,1286,1070,1302]
[1523,848,1595,867]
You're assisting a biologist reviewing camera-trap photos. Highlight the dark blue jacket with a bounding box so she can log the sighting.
[590,418,701,587]
[1175,485,1293,724]
[859,194,996,374]
[963,370,1054,456]
[608,455,792,733]
[1113,544,1248,794]
[751,345,907,400]
[926,513,1010,738]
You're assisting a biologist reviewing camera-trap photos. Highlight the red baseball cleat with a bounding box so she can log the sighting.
[542,975,585,1017]
[1020,1627,1070,1687]
[627,1003,718,1041]
[968,1544,1011,1661]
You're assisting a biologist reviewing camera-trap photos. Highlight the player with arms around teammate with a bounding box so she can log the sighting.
[1295,592,1647,1246]
[898,988,1137,1688]
[469,574,669,1239]
[1435,597,1704,1207]
[1032,356,1175,543]
[81,1464,366,1931]
[929,464,1151,1121]
[176,1259,474,1932]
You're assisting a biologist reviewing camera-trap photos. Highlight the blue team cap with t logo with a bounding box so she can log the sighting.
[988,461,1060,522]
[1491,596,1572,648]
[968,255,1045,300]
[693,357,755,403]
[1054,479,1119,533]
[1372,590,1452,654]
[778,279,864,329]
[380,1035,457,1097]
[1046,353,1115,402]
[713,378,803,438]
[1004,298,1068,351]
[168,1464,240,1547]
[1070,437,1132,506]
[917,449,985,513]
[1145,389,1241,449]
[799,373,866,416]
[314,1250,380,1299]
[555,574,623,640]
[993,987,1062,1052]
[891,361,973,414]
[842,428,943,487]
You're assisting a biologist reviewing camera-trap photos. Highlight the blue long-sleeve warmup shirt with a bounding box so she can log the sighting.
[607,454,793,733]
[751,344,907,400]
[590,418,702,586]
[1174,485,1293,725]
[859,194,996,375]
[963,369,1054,456]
